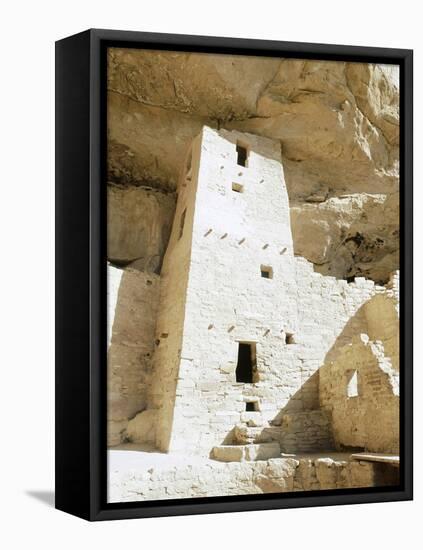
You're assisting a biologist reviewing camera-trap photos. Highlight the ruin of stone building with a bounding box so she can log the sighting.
[108,126,399,466]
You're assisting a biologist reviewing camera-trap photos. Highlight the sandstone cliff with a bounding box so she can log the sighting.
[107,49,399,283]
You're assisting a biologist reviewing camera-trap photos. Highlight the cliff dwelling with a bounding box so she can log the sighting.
[106,50,400,502]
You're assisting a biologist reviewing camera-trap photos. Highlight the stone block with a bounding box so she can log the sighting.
[212,445,245,462]
[244,443,281,461]
[234,424,274,445]
[240,412,265,426]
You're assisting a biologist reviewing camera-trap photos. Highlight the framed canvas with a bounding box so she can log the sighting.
[55,29,413,521]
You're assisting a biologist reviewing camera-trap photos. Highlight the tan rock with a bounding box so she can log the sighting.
[244,443,281,461]
[345,63,399,146]
[108,419,128,447]
[108,91,212,190]
[290,193,399,283]
[108,48,280,119]
[107,51,399,282]
[107,184,175,272]
[234,424,274,444]
[212,445,244,462]
[212,443,281,462]
[240,411,266,427]
[126,409,157,444]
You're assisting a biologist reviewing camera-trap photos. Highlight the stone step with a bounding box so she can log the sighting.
[239,411,267,427]
[211,442,281,463]
[233,410,335,452]
[234,424,282,445]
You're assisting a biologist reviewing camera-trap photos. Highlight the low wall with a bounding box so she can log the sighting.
[108,454,394,502]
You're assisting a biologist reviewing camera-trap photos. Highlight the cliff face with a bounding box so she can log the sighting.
[108,49,399,283]
[107,185,175,273]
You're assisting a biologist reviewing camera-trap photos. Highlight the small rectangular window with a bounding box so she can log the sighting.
[260,265,273,279]
[179,208,186,240]
[232,182,244,193]
[236,143,248,167]
[285,333,295,345]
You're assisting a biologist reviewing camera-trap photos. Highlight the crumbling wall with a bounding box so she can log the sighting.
[318,276,399,453]
[319,334,399,453]
[363,270,399,371]
[107,265,160,445]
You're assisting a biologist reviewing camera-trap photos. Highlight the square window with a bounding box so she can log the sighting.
[285,333,295,345]
[232,182,244,193]
[260,265,273,279]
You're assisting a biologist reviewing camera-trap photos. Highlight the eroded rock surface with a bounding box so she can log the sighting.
[107,184,175,273]
[290,193,399,282]
[108,50,399,282]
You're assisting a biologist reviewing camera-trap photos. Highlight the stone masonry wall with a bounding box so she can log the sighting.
[276,410,334,453]
[160,127,299,455]
[320,340,399,453]
[148,132,203,452]
[364,271,399,372]
[319,274,399,453]
[108,455,388,503]
[292,258,379,413]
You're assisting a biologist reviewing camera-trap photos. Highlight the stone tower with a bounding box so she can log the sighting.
[149,126,299,456]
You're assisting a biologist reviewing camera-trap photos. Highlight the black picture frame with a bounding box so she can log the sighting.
[55,28,413,521]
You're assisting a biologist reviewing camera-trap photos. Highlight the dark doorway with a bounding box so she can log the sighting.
[236,343,255,383]
[236,143,248,167]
